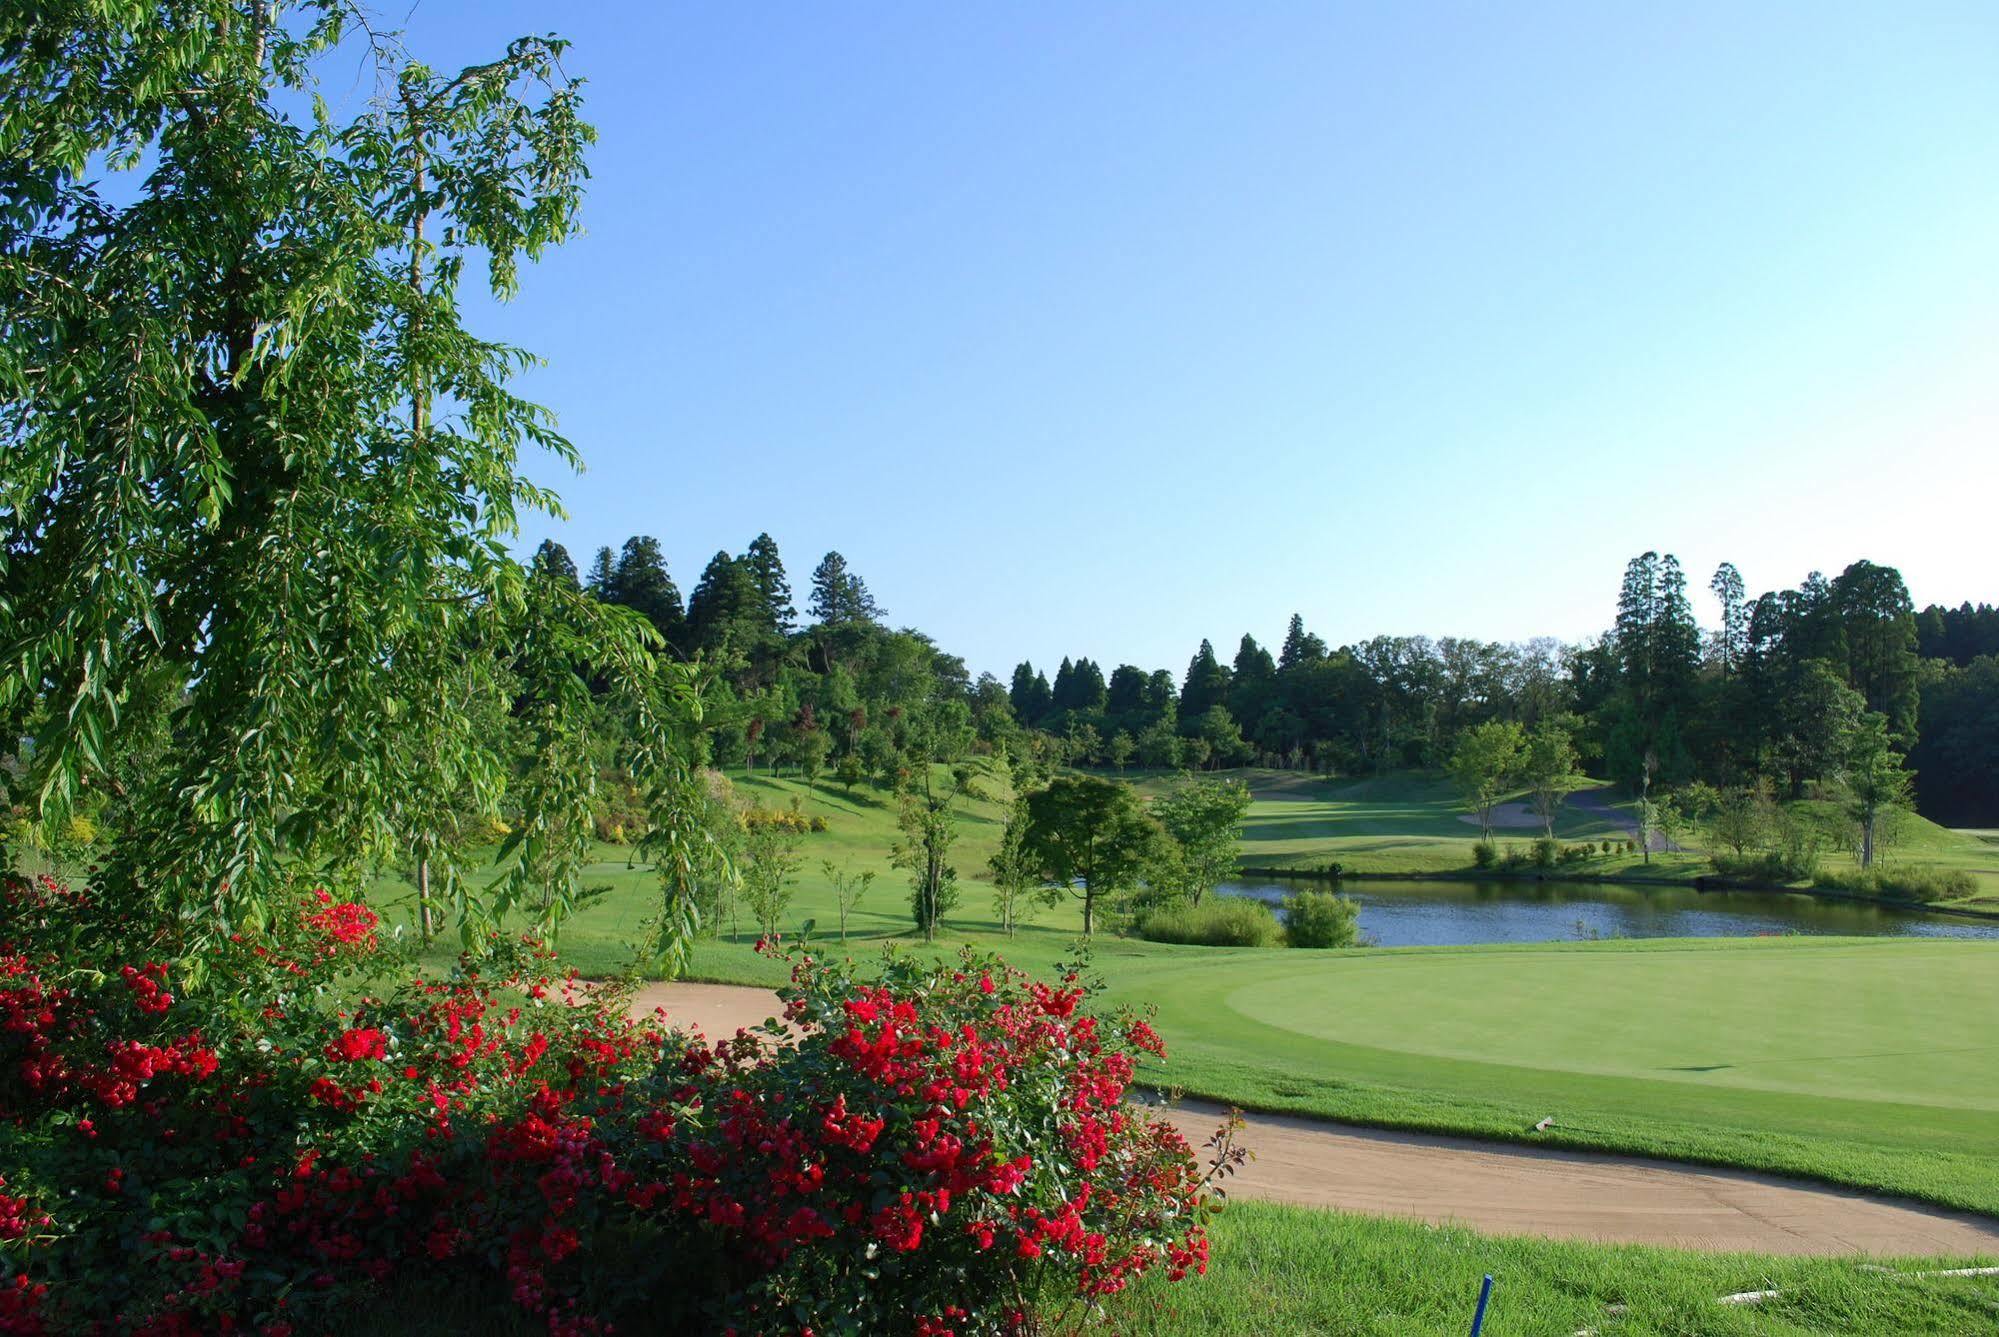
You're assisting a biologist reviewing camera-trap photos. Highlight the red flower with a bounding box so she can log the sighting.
[325,1026,389,1063]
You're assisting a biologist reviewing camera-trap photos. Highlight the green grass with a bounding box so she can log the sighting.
[367,1199,1999,1335]
[1198,768,1999,901]
[1120,1201,1999,1335]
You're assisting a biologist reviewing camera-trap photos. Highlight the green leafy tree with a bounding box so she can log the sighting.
[821,860,875,943]
[740,820,803,940]
[1519,721,1586,837]
[1843,712,1913,869]
[892,768,960,941]
[1106,731,1136,773]
[1448,721,1525,840]
[1022,775,1161,936]
[794,723,832,788]
[1152,778,1252,905]
[1708,782,1773,858]
[987,796,1052,936]
[0,6,714,968]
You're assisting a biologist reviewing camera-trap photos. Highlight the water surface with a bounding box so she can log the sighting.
[1220,877,1999,947]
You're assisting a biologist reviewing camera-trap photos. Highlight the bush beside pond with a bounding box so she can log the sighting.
[1281,891,1359,948]
[1136,899,1282,948]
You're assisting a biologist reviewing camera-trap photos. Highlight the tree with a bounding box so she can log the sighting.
[743,532,795,634]
[1193,705,1252,769]
[1448,721,1525,841]
[987,797,1050,937]
[0,7,715,966]
[1106,731,1136,773]
[685,550,764,655]
[1709,783,1774,858]
[1710,562,1748,673]
[1179,640,1231,720]
[1519,721,1585,837]
[610,537,686,643]
[821,861,875,944]
[892,769,960,941]
[585,546,618,599]
[794,722,832,788]
[532,540,581,591]
[808,551,884,627]
[1022,776,1161,935]
[740,821,803,940]
[1843,711,1912,869]
[1135,720,1183,769]
[1152,779,1252,905]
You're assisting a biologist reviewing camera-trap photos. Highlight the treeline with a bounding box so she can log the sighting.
[1010,559,1998,825]
[531,535,1013,803]
[538,534,1997,826]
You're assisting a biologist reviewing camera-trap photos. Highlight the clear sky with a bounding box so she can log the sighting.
[400,1,1999,679]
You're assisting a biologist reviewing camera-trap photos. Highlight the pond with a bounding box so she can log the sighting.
[1218,877,1999,947]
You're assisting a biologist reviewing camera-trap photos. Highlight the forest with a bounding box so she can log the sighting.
[552,534,1999,828]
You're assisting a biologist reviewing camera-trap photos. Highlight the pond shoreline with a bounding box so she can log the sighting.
[1237,865,1999,923]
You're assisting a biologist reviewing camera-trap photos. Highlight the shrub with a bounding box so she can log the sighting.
[1712,849,1821,884]
[1136,898,1281,948]
[1558,843,1593,864]
[0,874,1220,1335]
[1530,837,1559,868]
[1471,840,1498,869]
[742,805,823,835]
[1282,891,1358,948]
[1812,865,1978,903]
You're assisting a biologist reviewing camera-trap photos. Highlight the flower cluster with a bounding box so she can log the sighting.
[0,875,1218,1335]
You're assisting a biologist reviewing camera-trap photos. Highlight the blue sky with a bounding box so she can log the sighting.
[400,1,1999,678]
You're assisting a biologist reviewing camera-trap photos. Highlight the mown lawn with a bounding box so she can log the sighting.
[369,1199,1999,1335]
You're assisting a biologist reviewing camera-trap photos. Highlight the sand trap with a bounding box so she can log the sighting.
[630,982,1999,1258]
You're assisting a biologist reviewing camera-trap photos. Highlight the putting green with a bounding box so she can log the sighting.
[1219,939,1999,1111]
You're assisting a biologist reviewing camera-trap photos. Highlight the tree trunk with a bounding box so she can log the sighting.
[1081,889,1094,937]
[1861,811,1876,869]
[416,857,434,941]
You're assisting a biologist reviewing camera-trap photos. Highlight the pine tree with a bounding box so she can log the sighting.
[1051,657,1077,712]
[609,536,684,642]
[531,540,580,591]
[1279,614,1329,670]
[585,546,616,599]
[743,532,794,634]
[1180,639,1231,720]
[685,551,764,654]
[808,551,885,627]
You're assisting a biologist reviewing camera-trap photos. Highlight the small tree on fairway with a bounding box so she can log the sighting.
[741,821,802,940]
[1843,712,1913,869]
[1023,775,1161,936]
[1449,721,1526,840]
[795,726,831,788]
[1710,783,1773,858]
[1519,721,1586,837]
[987,796,1051,936]
[1107,731,1136,773]
[893,769,961,941]
[822,861,875,943]
[1152,778,1253,905]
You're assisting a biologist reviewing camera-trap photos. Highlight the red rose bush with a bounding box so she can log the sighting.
[0,874,1222,1334]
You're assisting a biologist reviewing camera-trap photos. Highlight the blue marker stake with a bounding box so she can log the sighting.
[1469,1274,1495,1336]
